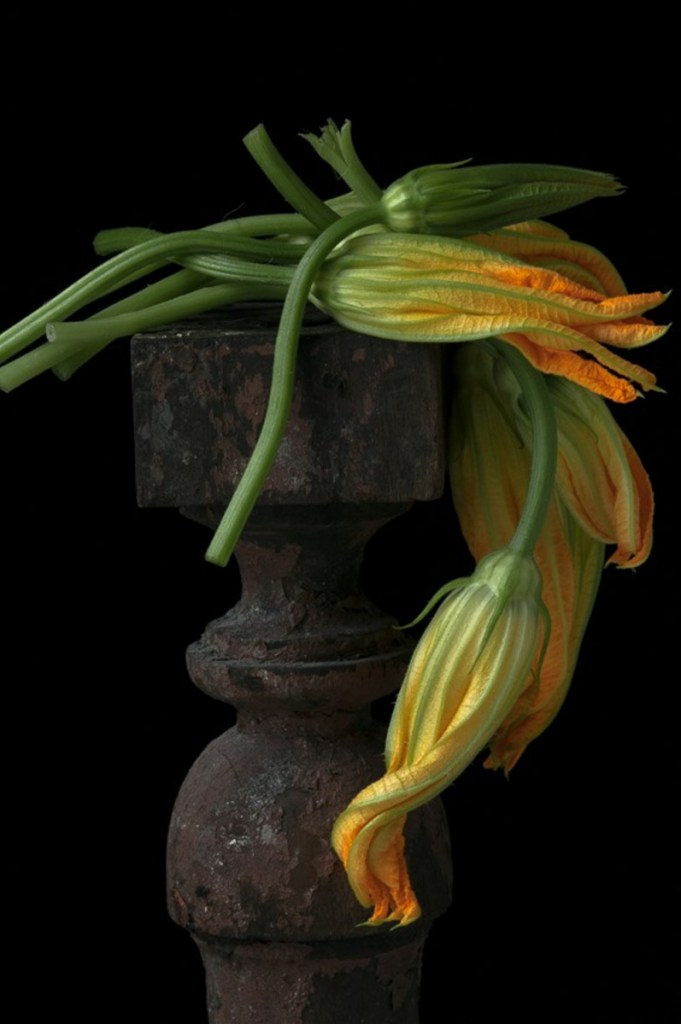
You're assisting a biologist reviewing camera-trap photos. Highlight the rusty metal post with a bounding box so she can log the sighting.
[132,307,452,1023]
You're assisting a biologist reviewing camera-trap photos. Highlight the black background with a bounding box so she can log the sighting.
[3,32,679,1023]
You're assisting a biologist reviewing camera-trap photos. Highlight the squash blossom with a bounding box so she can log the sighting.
[325,219,666,920]
[382,162,622,236]
[312,229,669,403]
[331,547,545,926]
[0,119,667,931]
[545,376,653,568]
[450,343,606,771]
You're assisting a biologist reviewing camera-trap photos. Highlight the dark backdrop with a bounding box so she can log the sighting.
[3,43,678,1023]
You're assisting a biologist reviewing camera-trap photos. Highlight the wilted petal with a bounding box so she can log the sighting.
[500,333,657,403]
[450,343,605,771]
[466,220,628,296]
[332,548,543,924]
[313,232,668,403]
[484,511,604,771]
[544,376,654,567]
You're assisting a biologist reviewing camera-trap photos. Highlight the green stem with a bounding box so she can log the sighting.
[54,268,209,379]
[96,229,299,282]
[243,124,339,231]
[491,340,558,557]
[89,268,207,318]
[94,213,321,259]
[205,204,384,567]
[0,282,288,391]
[206,211,320,238]
[50,279,288,348]
[0,230,307,363]
[188,255,295,284]
[303,121,383,204]
[337,129,383,204]
[94,227,298,286]
[93,227,160,252]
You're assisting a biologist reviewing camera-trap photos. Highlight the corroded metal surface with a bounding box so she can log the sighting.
[168,709,451,944]
[131,306,444,509]
[198,934,428,1023]
[186,507,411,708]
[132,311,451,1022]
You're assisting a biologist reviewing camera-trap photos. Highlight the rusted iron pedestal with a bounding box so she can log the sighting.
[132,308,453,1023]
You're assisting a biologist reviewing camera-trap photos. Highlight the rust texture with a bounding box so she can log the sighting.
[131,305,445,510]
[132,309,452,1022]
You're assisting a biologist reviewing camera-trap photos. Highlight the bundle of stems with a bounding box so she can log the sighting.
[0,121,622,568]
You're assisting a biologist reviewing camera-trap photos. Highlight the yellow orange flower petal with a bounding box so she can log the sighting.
[332,548,543,924]
[450,340,653,768]
[313,232,668,403]
[544,376,654,567]
[483,513,604,772]
[450,343,606,771]
[466,220,628,296]
[500,334,647,403]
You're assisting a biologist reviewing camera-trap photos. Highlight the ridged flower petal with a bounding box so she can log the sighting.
[450,346,598,766]
[466,220,628,296]
[382,163,622,236]
[499,333,658,403]
[449,342,651,770]
[484,512,603,772]
[313,232,668,403]
[332,548,543,924]
[545,376,654,566]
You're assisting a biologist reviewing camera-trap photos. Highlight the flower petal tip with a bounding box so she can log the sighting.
[358,898,422,929]
[483,748,523,776]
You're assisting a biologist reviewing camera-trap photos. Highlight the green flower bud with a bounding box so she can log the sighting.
[332,546,545,926]
[382,161,622,236]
